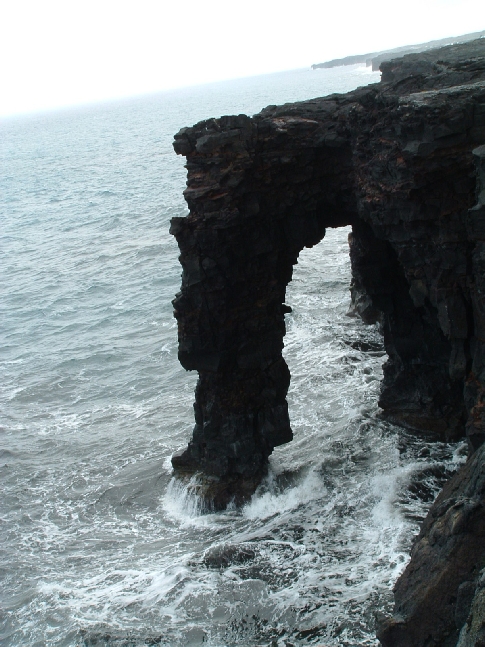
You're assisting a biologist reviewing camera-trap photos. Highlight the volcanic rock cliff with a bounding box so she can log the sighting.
[171,39,485,645]
[311,29,485,71]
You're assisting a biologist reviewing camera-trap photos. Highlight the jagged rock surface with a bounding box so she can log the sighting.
[377,140,485,647]
[171,40,485,642]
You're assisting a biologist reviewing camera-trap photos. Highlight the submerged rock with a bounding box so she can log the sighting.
[202,543,256,569]
[172,466,265,510]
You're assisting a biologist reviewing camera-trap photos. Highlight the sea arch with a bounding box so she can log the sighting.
[169,85,481,508]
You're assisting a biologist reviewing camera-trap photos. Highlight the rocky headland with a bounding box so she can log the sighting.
[171,39,485,645]
[312,29,485,71]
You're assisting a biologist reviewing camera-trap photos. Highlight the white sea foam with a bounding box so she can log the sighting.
[162,476,220,525]
[1,64,461,647]
[243,469,325,520]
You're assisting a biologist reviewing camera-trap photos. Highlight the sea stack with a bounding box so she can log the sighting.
[171,38,485,645]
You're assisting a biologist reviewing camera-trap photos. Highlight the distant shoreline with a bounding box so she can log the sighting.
[311,29,485,71]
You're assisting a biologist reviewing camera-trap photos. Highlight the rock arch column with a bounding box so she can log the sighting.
[170,112,357,506]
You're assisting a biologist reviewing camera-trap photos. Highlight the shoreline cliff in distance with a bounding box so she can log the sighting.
[312,28,485,71]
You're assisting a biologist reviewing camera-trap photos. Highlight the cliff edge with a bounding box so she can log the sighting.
[171,39,485,644]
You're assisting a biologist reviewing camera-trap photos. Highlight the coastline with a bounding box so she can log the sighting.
[172,37,485,645]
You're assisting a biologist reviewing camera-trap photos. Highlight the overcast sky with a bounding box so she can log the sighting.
[1,0,484,116]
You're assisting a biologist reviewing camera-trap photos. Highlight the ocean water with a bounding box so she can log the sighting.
[0,66,467,647]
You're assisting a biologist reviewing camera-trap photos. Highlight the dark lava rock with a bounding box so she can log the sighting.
[343,339,385,353]
[170,38,485,644]
[171,38,485,499]
[456,569,485,646]
[172,468,265,511]
[377,442,485,647]
[311,30,485,72]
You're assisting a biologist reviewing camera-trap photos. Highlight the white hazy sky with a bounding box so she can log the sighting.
[1,0,484,116]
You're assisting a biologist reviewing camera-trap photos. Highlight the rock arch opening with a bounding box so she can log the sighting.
[281,225,386,459]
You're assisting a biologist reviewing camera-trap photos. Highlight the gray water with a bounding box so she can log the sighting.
[1,65,466,646]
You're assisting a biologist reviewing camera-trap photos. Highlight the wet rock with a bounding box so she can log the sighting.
[377,443,485,647]
[456,569,485,646]
[168,36,485,646]
[202,543,256,569]
[79,629,163,645]
[343,339,385,353]
[455,580,476,629]
[175,470,265,511]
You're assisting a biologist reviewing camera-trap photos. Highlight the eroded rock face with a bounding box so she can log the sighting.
[169,38,485,646]
[171,40,485,515]
[375,134,485,647]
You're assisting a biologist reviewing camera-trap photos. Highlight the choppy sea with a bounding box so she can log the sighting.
[0,65,467,647]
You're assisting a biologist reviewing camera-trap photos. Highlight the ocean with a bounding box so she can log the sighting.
[0,65,467,646]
